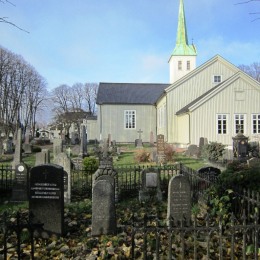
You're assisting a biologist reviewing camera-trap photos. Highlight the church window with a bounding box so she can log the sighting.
[187,61,190,70]
[124,110,136,129]
[234,114,245,134]
[213,75,222,83]
[217,114,228,134]
[252,114,260,134]
[178,61,182,70]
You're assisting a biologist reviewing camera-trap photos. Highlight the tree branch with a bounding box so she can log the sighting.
[0,17,29,33]
[235,0,260,4]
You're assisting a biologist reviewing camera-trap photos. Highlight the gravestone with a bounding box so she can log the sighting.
[247,157,260,168]
[35,149,50,166]
[53,139,63,159]
[135,129,143,148]
[197,166,221,183]
[11,163,28,202]
[198,137,208,157]
[157,134,165,163]
[71,157,83,170]
[12,128,22,167]
[23,128,32,154]
[150,131,155,146]
[0,138,3,155]
[108,134,111,147]
[186,144,199,157]
[29,164,64,236]
[139,168,162,202]
[3,138,13,154]
[53,152,71,203]
[79,124,87,158]
[167,175,191,226]
[92,180,116,236]
[92,166,117,236]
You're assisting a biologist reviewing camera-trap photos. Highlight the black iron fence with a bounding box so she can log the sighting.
[1,202,260,259]
[0,163,215,200]
[125,210,260,259]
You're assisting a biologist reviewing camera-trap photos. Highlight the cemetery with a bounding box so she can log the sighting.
[0,129,260,259]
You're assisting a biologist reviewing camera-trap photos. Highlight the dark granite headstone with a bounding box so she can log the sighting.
[92,180,116,236]
[11,163,28,201]
[29,164,64,236]
[167,175,191,225]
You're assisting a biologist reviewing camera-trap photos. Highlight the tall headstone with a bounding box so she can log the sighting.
[12,128,22,167]
[157,134,165,163]
[29,164,64,236]
[23,127,32,154]
[53,139,63,159]
[11,163,28,202]
[92,167,117,236]
[135,129,143,148]
[0,138,3,155]
[35,149,50,166]
[79,124,87,158]
[53,153,71,203]
[150,131,155,146]
[139,168,162,202]
[3,138,13,154]
[167,175,191,226]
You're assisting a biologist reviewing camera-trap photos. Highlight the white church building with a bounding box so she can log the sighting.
[93,0,260,148]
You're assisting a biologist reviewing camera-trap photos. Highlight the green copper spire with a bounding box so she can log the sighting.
[172,0,197,56]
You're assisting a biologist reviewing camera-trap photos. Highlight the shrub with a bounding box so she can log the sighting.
[134,149,150,163]
[202,141,226,162]
[164,144,175,162]
[82,156,99,171]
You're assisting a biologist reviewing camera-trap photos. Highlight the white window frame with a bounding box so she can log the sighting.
[213,75,222,83]
[252,114,260,134]
[234,114,246,134]
[178,61,182,71]
[187,60,190,71]
[124,110,136,129]
[217,114,228,135]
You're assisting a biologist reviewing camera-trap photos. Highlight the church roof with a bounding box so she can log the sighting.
[97,83,168,105]
[171,0,197,56]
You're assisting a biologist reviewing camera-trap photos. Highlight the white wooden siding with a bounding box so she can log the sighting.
[98,104,157,143]
[166,59,239,143]
[189,77,260,145]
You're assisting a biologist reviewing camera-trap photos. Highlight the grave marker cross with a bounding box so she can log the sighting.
[137,129,143,139]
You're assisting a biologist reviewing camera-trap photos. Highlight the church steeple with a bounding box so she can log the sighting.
[169,0,197,83]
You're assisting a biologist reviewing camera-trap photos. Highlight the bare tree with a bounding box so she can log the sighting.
[239,62,260,82]
[0,46,48,137]
[84,83,98,115]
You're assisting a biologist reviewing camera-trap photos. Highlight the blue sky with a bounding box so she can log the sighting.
[0,0,259,90]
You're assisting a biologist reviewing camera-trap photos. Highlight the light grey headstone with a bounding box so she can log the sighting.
[150,131,154,146]
[92,180,116,236]
[247,157,260,168]
[12,128,22,167]
[53,152,71,203]
[0,139,3,155]
[35,149,50,166]
[79,124,87,158]
[167,175,191,226]
[3,139,13,154]
[53,139,63,159]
